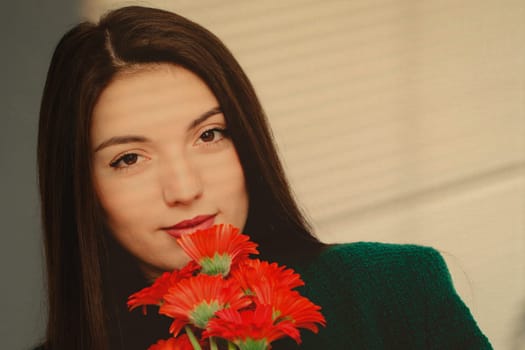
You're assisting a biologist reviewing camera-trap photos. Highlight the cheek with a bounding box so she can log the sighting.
[200,150,246,196]
[94,172,160,230]
[199,150,249,229]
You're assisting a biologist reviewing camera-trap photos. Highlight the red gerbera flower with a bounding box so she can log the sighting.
[254,285,326,336]
[176,224,259,276]
[230,259,304,295]
[159,274,252,336]
[204,304,300,348]
[147,335,193,350]
[128,261,199,315]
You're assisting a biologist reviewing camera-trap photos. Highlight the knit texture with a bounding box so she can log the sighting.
[271,242,493,349]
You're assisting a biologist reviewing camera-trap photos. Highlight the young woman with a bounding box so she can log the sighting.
[36,6,492,350]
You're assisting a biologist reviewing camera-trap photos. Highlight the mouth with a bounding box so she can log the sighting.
[163,214,217,239]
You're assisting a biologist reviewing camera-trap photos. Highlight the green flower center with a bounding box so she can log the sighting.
[236,338,268,350]
[200,252,232,276]
[189,300,222,329]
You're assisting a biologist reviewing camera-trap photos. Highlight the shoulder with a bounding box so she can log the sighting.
[295,241,454,318]
[295,242,459,332]
[321,241,444,263]
[301,241,450,285]
[294,242,492,349]
[304,242,460,302]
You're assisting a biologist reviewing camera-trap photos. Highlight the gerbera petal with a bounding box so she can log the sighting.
[242,275,326,336]
[204,304,300,345]
[128,262,199,314]
[268,290,326,333]
[159,274,251,332]
[147,335,193,350]
[168,319,188,337]
[176,224,258,275]
[127,271,171,314]
[231,259,304,296]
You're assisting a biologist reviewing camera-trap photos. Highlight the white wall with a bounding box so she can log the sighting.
[85,1,525,348]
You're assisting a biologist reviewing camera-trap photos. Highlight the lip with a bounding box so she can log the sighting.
[163,214,216,239]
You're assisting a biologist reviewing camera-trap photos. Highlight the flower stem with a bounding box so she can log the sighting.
[227,341,237,350]
[184,326,202,350]
[210,337,218,350]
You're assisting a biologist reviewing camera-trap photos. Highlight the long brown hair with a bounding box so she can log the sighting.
[38,6,324,349]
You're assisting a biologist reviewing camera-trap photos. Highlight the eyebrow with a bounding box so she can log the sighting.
[93,106,223,153]
[188,107,222,130]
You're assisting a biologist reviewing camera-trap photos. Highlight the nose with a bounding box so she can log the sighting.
[160,155,203,206]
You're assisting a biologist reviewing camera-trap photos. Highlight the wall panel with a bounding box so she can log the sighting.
[83,1,525,348]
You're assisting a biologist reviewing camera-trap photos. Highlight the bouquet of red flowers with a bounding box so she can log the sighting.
[128,224,326,350]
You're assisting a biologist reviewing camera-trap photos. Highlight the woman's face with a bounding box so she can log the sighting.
[91,64,249,279]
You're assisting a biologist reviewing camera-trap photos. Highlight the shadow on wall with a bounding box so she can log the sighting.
[512,304,525,350]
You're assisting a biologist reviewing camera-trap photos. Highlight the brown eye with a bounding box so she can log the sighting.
[110,153,139,168]
[195,127,228,146]
[200,130,216,142]
[122,153,138,165]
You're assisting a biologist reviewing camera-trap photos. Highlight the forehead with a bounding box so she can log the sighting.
[91,64,219,143]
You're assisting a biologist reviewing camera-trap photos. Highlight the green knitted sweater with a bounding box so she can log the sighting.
[272,242,493,349]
